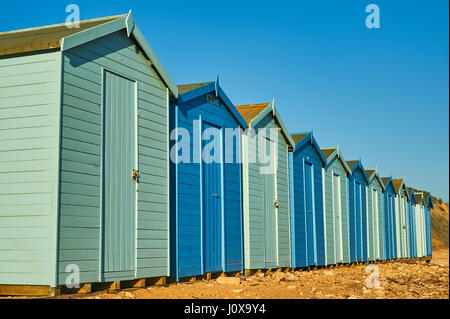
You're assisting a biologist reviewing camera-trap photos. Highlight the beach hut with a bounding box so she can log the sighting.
[0,13,178,295]
[289,132,327,267]
[381,177,398,260]
[169,81,247,280]
[346,160,369,263]
[423,192,433,257]
[235,102,294,270]
[413,192,426,257]
[365,169,385,261]
[392,179,410,259]
[407,188,417,258]
[321,147,352,265]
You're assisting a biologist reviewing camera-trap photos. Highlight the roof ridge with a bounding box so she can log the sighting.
[0,14,127,35]
[235,103,271,107]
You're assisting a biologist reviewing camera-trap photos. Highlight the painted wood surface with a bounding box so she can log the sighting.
[103,71,136,275]
[414,203,425,257]
[383,180,397,259]
[323,156,350,264]
[366,176,384,261]
[58,29,170,285]
[242,112,291,270]
[290,136,325,267]
[0,51,60,286]
[170,87,243,279]
[394,185,409,258]
[407,193,417,258]
[347,167,368,262]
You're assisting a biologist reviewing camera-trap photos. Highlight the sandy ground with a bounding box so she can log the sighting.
[54,249,449,300]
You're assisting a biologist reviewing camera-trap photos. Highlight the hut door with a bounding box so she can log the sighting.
[355,182,362,261]
[388,194,395,258]
[372,188,379,259]
[263,138,277,268]
[333,173,343,263]
[305,162,316,265]
[401,196,407,257]
[102,71,136,275]
[202,122,222,273]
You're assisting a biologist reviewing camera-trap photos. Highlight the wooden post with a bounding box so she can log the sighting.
[109,281,120,291]
[77,283,92,294]
[132,279,146,288]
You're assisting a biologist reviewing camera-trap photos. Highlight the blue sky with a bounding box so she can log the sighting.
[1,1,448,201]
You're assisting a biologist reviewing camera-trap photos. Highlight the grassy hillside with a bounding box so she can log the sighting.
[431,198,449,249]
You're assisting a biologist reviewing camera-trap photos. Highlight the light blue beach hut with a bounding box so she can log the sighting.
[365,169,385,261]
[0,13,177,294]
[235,102,295,271]
[321,147,352,265]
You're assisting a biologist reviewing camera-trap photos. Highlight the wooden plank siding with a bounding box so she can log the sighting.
[323,157,350,265]
[290,139,325,267]
[243,112,291,270]
[170,91,243,279]
[347,166,368,263]
[394,185,409,259]
[366,177,384,261]
[57,29,170,285]
[383,181,397,259]
[0,51,61,286]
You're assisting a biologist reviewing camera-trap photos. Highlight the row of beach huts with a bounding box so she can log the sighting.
[0,13,433,295]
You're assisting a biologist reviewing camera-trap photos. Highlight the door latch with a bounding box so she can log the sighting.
[132,169,140,182]
[273,199,279,208]
[212,194,220,198]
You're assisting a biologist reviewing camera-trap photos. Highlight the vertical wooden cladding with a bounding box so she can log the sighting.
[347,161,368,263]
[239,107,292,270]
[290,133,326,267]
[322,150,350,265]
[382,178,397,260]
[103,71,136,275]
[170,83,244,279]
[366,172,384,261]
[58,30,170,285]
[407,190,417,258]
[0,51,60,286]
[424,195,433,256]
[392,181,409,259]
[413,194,426,258]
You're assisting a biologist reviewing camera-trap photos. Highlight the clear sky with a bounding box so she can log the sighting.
[1,1,448,201]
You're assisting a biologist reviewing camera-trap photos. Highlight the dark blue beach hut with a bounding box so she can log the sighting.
[289,132,327,267]
[381,177,398,260]
[169,81,247,280]
[346,161,369,263]
[423,192,433,257]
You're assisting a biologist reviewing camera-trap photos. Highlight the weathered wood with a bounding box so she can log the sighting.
[132,279,146,288]
[76,283,92,294]
[107,281,120,291]
[0,284,52,296]
[147,276,166,286]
